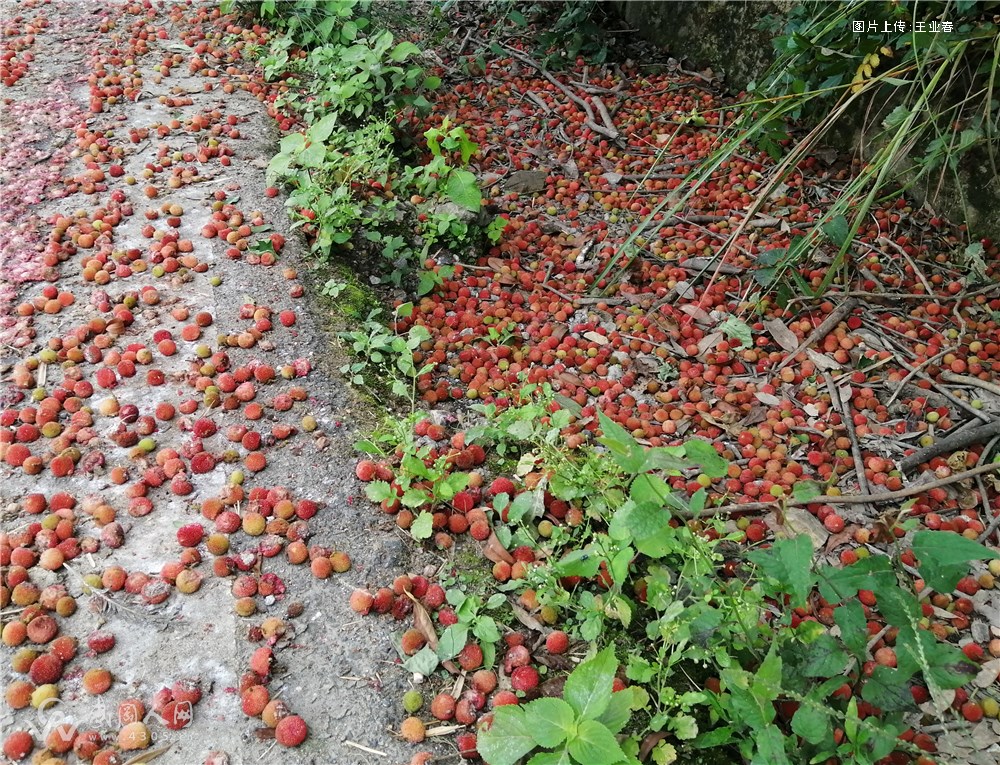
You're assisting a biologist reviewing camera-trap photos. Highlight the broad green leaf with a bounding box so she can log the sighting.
[718,315,753,348]
[567,719,626,765]
[437,624,468,661]
[554,548,602,578]
[799,634,850,677]
[598,411,647,474]
[564,647,617,720]
[527,750,570,765]
[751,724,790,765]
[507,489,542,524]
[402,645,439,675]
[791,480,822,502]
[682,440,727,478]
[618,501,675,558]
[821,215,850,246]
[298,142,326,168]
[747,534,814,608]
[266,152,293,180]
[525,697,575,748]
[861,665,915,712]
[307,112,338,143]
[596,687,638,734]
[341,20,358,41]
[445,168,482,212]
[409,512,433,540]
[817,556,895,603]
[912,530,1000,593]
[389,41,420,61]
[791,701,829,745]
[473,615,501,644]
[478,706,535,765]
[279,132,305,153]
[833,601,868,658]
[628,474,671,507]
[402,488,430,508]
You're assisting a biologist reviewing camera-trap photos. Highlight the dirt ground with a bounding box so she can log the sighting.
[0,2,430,763]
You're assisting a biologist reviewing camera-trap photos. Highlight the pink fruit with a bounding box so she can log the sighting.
[546,630,569,655]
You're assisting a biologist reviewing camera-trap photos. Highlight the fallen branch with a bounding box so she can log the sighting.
[499,42,619,141]
[899,419,1000,473]
[773,298,858,373]
[688,461,1000,517]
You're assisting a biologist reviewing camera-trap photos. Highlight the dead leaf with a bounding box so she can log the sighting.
[124,748,171,765]
[582,331,608,345]
[764,318,799,354]
[601,171,622,185]
[975,658,1000,688]
[483,533,514,564]
[765,507,830,549]
[406,593,460,674]
[426,724,465,737]
[510,602,545,632]
[487,257,505,272]
[503,170,547,193]
[695,331,721,356]
[755,391,781,406]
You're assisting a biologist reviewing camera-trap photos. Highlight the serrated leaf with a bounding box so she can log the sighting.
[834,601,868,658]
[683,440,727,478]
[527,750,570,765]
[791,702,829,745]
[567,719,625,764]
[525,697,576,748]
[751,724,790,765]
[478,706,535,765]
[410,512,434,540]
[821,215,850,246]
[597,411,647,474]
[747,534,815,608]
[564,647,616,720]
[364,480,392,502]
[473,615,501,644]
[445,168,482,212]
[799,634,850,677]
[912,530,1000,592]
[618,502,675,559]
[718,315,752,348]
[817,556,895,603]
[554,547,602,578]
[596,687,638,734]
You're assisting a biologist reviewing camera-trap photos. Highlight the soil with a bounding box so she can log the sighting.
[0,2,429,763]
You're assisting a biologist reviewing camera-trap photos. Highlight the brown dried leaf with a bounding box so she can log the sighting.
[764,318,799,354]
[407,594,440,651]
[483,532,514,565]
[510,602,545,632]
[975,658,1000,688]
[487,257,505,272]
[253,728,275,741]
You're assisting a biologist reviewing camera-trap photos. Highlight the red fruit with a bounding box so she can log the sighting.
[87,631,116,654]
[546,630,569,655]
[176,523,204,548]
[3,730,33,761]
[489,477,515,496]
[349,589,375,614]
[472,669,497,694]
[278,310,296,327]
[400,629,427,656]
[430,693,456,720]
[456,732,479,759]
[492,690,519,707]
[511,665,539,691]
[192,419,217,438]
[250,646,273,677]
[241,685,269,717]
[190,452,216,474]
[161,699,195,729]
[453,491,474,513]
[458,643,484,671]
[355,460,376,481]
[275,715,308,747]
[438,608,458,626]
[29,653,63,684]
[372,587,394,613]
[961,700,984,722]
